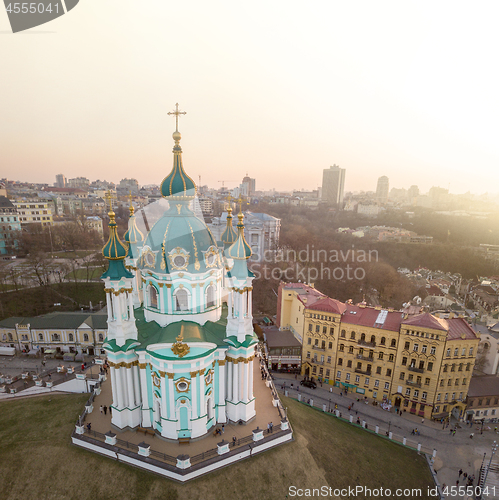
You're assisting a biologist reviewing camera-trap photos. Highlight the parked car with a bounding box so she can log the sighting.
[300,379,317,389]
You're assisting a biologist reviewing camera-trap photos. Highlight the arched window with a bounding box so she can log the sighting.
[98,333,104,342]
[149,285,158,309]
[340,330,346,338]
[391,339,397,347]
[380,337,386,345]
[83,333,89,342]
[8,333,13,341]
[68,333,74,342]
[370,335,376,344]
[350,331,356,340]
[206,285,216,309]
[38,333,43,341]
[360,333,366,341]
[175,288,189,311]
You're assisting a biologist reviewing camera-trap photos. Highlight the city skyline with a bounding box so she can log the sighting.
[1,2,499,196]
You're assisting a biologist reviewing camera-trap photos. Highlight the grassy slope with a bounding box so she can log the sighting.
[0,282,105,320]
[0,395,435,500]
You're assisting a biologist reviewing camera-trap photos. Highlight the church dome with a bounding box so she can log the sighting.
[138,201,221,274]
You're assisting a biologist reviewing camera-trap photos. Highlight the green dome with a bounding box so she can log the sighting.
[138,201,221,274]
[221,209,237,248]
[103,219,128,260]
[124,209,144,259]
[160,140,196,198]
[227,213,252,260]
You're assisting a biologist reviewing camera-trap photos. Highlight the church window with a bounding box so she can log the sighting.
[174,255,186,268]
[83,334,89,342]
[149,286,158,309]
[176,288,189,311]
[98,334,104,342]
[8,333,12,341]
[38,333,43,341]
[206,285,216,308]
[68,333,74,342]
[391,339,396,347]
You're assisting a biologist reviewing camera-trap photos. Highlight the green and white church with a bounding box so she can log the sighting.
[101,105,258,440]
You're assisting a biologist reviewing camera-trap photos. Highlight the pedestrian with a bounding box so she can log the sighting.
[100,405,103,414]
[87,422,91,432]
[295,374,297,380]
[81,363,85,371]
[449,428,453,434]
[270,422,273,433]
[463,472,468,480]
[329,387,332,393]
[458,469,463,477]
[469,433,474,439]
[103,405,107,415]
[109,406,112,416]
[340,392,343,397]
[267,422,271,434]
[453,430,456,437]
[222,424,225,434]
[421,418,425,424]
[411,429,415,435]
[456,480,459,487]
[232,436,236,446]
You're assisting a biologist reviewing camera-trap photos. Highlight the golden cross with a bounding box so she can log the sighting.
[236,195,244,213]
[167,103,186,132]
[104,190,115,211]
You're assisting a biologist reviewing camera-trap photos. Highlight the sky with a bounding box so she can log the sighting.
[1,1,499,195]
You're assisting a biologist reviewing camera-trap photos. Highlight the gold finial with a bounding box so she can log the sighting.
[236,195,244,214]
[226,194,233,214]
[105,190,116,220]
[128,190,134,216]
[167,102,186,133]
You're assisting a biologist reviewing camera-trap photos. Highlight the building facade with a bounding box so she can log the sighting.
[13,200,53,226]
[0,196,21,255]
[278,282,479,420]
[322,164,345,206]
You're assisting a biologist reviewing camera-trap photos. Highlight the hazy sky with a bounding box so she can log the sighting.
[1,1,498,195]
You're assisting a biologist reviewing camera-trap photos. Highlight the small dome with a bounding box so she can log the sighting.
[227,213,252,260]
[103,219,128,260]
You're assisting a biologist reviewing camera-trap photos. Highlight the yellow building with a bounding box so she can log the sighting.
[277,282,480,420]
[13,200,53,226]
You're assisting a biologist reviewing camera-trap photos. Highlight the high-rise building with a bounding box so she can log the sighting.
[376,176,389,203]
[322,165,345,206]
[55,174,66,188]
[241,174,256,196]
[407,185,419,200]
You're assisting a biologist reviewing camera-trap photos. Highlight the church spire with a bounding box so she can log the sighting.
[221,195,237,247]
[227,196,252,261]
[101,191,133,280]
[123,192,144,258]
[160,103,196,198]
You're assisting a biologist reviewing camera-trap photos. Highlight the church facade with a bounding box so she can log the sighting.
[101,106,258,440]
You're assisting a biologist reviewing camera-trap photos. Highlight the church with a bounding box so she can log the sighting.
[100,105,258,440]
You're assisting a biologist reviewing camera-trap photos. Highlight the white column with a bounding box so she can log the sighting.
[242,291,246,317]
[133,364,141,406]
[227,361,233,402]
[248,358,254,399]
[218,362,225,405]
[110,366,118,406]
[107,293,113,321]
[166,286,172,313]
[161,373,167,416]
[126,366,134,407]
[128,291,135,320]
[239,362,244,402]
[248,290,252,319]
[115,368,124,409]
[114,295,122,325]
[159,285,165,313]
[168,376,175,419]
[199,371,205,416]
[192,285,197,313]
[191,372,198,419]
[233,361,239,402]
[242,361,248,402]
[228,290,232,318]
[139,365,148,408]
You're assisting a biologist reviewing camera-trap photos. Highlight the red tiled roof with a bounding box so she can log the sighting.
[402,312,448,331]
[307,297,346,315]
[468,375,499,398]
[341,305,404,332]
[426,285,444,296]
[447,318,478,340]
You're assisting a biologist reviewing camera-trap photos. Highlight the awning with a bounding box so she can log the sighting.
[466,410,475,415]
[44,349,56,354]
[28,348,39,355]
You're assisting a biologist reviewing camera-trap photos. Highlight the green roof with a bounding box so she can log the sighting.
[160,140,196,198]
[102,219,129,260]
[0,312,108,330]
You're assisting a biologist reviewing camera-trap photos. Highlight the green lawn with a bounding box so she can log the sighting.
[66,267,105,280]
[0,282,105,320]
[0,394,435,500]
[52,250,97,259]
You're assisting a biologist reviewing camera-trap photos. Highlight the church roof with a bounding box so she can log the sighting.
[221,208,237,247]
[227,212,252,260]
[307,296,347,315]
